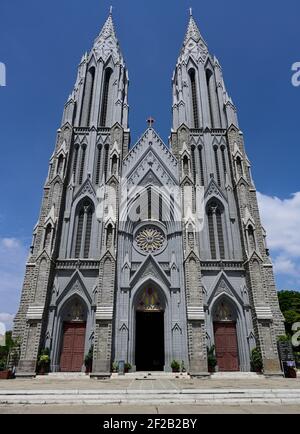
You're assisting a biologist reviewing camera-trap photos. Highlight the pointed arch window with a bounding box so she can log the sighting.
[80,66,96,127]
[78,145,86,185]
[170,193,175,221]
[183,155,189,176]
[207,201,226,260]
[106,224,113,249]
[208,208,217,259]
[198,146,205,186]
[147,187,152,220]
[111,154,118,176]
[236,156,243,178]
[87,67,95,126]
[159,193,163,222]
[43,224,52,250]
[104,145,109,182]
[74,199,94,258]
[206,69,214,128]
[214,146,221,186]
[189,69,199,128]
[57,155,64,177]
[191,146,196,184]
[95,145,102,185]
[221,146,227,176]
[100,68,113,127]
[248,225,256,252]
[73,145,79,182]
[84,207,93,258]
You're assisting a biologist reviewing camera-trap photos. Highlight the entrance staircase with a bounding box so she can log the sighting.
[111,371,191,380]
[210,372,265,380]
[38,373,88,380]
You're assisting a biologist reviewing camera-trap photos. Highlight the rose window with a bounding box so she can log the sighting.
[135,226,165,253]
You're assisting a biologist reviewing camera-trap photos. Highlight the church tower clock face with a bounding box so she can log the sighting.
[134,225,166,255]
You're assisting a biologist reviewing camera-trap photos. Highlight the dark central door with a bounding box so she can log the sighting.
[214,322,239,372]
[135,311,165,371]
[60,322,86,372]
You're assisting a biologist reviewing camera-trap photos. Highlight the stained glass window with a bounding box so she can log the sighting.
[136,288,163,312]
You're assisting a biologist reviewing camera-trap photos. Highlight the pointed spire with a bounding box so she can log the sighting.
[184,12,205,45]
[98,10,117,41]
[92,9,124,63]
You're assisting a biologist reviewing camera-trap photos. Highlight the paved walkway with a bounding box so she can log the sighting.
[1,377,300,410]
[2,376,300,390]
[1,404,300,414]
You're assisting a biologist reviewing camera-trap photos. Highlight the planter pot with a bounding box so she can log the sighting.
[0,370,10,380]
[172,369,180,373]
[38,365,49,375]
[208,366,216,373]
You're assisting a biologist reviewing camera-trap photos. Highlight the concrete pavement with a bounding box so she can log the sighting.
[1,404,300,414]
[1,376,300,413]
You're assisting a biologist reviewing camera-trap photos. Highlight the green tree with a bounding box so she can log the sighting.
[278,291,300,336]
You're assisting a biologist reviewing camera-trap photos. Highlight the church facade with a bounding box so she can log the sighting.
[14,11,285,377]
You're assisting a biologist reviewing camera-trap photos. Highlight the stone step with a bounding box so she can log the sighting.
[210,372,264,380]
[39,373,89,380]
[112,372,190,380]
[1,389,300,405]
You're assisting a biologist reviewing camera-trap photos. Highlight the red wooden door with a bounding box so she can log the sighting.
[214,322,239,372]
[60,322,86,372]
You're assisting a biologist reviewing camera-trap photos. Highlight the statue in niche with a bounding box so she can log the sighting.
[214,301,234,322]
[66,299,85,322]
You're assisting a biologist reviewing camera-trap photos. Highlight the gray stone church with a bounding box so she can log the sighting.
[14,11,285,377]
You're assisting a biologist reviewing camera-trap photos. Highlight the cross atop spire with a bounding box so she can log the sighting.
[147,116,155,128]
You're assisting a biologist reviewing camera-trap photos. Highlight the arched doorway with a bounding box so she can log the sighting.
[135,287,165,371]
[59,297,87,372]
[213,299,239,372]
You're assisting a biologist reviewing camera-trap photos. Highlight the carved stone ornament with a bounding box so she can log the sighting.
[135,226,165,254]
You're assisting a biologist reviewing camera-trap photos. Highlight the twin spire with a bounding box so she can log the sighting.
[96,7,205,51]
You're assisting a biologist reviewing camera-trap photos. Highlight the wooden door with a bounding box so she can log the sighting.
[214,322,239,372]
[60,322,86,372]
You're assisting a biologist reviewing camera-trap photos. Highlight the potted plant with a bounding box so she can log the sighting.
[124,363,132,373]
[38,355,50,375]
[37,348,50,375]
[112,361,119,373]
[171,360,180,373]
[250,347,263,373]
[207,345,217,373]
[0,361,10,380]
[84,346,93,374]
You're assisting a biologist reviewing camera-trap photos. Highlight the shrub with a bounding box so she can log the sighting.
[250,348,263,373]
[207,345,217,371]
[171,360,180,371]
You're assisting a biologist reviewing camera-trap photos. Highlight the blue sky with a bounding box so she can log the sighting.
[0,0,299,328]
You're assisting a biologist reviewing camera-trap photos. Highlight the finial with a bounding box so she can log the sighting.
[109,5,113,15]
[147,116,155,128]
[189,7,193,17]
